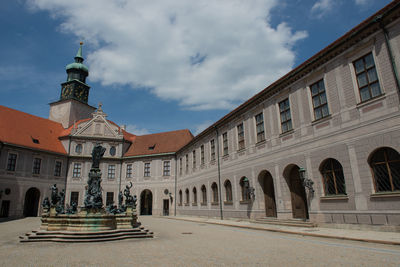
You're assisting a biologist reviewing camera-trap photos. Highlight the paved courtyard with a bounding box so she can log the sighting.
[1,216,400,266]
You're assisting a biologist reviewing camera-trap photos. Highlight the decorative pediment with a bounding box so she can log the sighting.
[72,104,123,140]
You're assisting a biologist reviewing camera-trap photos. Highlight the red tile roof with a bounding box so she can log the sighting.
[0,105,192,157]
[0,105,67,154]
[124,129,193,157]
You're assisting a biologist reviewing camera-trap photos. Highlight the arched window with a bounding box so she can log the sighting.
[179,190,182,205]
[320,158,346,195]
[369,147,400,192]
[211,182,218,203]
[224,180,232,202]
[192,187,197,204]
[201,185,207,204]
[239,177,250,201]
[185,188,189,204]
[75,144,82,154]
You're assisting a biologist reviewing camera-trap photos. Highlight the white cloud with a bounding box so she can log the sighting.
[29,0,307,110]
[311,0,334,18]
[125,124,150,135]
[193,120,214,135]
[354,0,370,6]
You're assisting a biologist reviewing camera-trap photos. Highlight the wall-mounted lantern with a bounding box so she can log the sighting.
[243,177,255,200]
[299,167,314,193]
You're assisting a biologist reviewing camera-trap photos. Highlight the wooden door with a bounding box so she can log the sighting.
[263,173,277,217]
[289,167,308,219]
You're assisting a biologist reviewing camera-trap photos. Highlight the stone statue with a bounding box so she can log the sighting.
[56,189,66,214]
[51,184,59,205]
[124,182,134,206]
[91,143,106,169]
[118,191,123,208]
[42,197,50,209]
[84,144,105,209]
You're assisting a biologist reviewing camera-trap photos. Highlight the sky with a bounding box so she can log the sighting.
[0,0,393,136]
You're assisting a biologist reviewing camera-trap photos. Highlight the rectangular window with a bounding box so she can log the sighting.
[192,150,196,170]
[279,98,292,133]
[310,79,329,120]
[70,191,79,206]
[54,161,62,177]
[108,164,116,179]
[144,162,151,177]
[223,132,228,156]
[7,153,17,171]
[73,163,81,178]
[237,123,245,150]
[33,158,41,174]
[255,113,265,143]
[106,192,114,206]
[179,158,183,175]
[201,145,205,165]
[185,154,189,173]
[126,164,132,178]
[354,52,382,102]
[210,139,216,161]
[163,161,170,176]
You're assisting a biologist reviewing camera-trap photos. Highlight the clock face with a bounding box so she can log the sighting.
[62,84,73,99]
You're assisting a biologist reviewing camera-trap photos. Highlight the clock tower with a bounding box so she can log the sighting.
[49,43,96,128]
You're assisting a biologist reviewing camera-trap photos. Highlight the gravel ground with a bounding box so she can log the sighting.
[1,216,400,266]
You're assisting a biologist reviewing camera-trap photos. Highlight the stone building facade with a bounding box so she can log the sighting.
[1,2,400,228]
[175,1,400,227]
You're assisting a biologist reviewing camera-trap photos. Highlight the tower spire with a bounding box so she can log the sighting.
[75,42,84,63]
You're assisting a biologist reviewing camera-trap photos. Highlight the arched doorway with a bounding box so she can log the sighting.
[284,165,309,220]
[23,187,40,217]
[140,189,153,215]
[258,171,277,217]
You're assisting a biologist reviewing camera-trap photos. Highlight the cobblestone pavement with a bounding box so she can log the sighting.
[1,216,400,267]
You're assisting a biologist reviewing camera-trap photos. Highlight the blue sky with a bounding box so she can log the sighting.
[0,0,393,135]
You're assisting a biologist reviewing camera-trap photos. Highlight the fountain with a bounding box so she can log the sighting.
[20,144,153,242]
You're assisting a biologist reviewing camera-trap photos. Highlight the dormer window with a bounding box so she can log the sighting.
[148,144,156,150]
[32,137,39,144]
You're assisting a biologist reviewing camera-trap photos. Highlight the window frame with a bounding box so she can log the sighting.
[72,162,81,178]
[310,79,330,121]
[32,157,42,175]
[6,152,17,172]
[163,161,171,176]
[353,52,382,103]
[126,163,133,178]
[224,180,233,202]
[237,123,245,150]
[108,164,116,179]
[279,98,292,134]
[200,145,205,165]
[320,158,347,196]
[144,162,151,177]
[255,112,265,143]
[222,132,228,156]
[210,139,216,161]
[54,160,62,177]
[369,147,400,193]
[192,150,196,170]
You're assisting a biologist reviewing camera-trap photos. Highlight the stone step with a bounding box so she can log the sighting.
[35,228,146,236]
[20,228,154,243]
[253,217,317,228]
[20,233,153,243]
